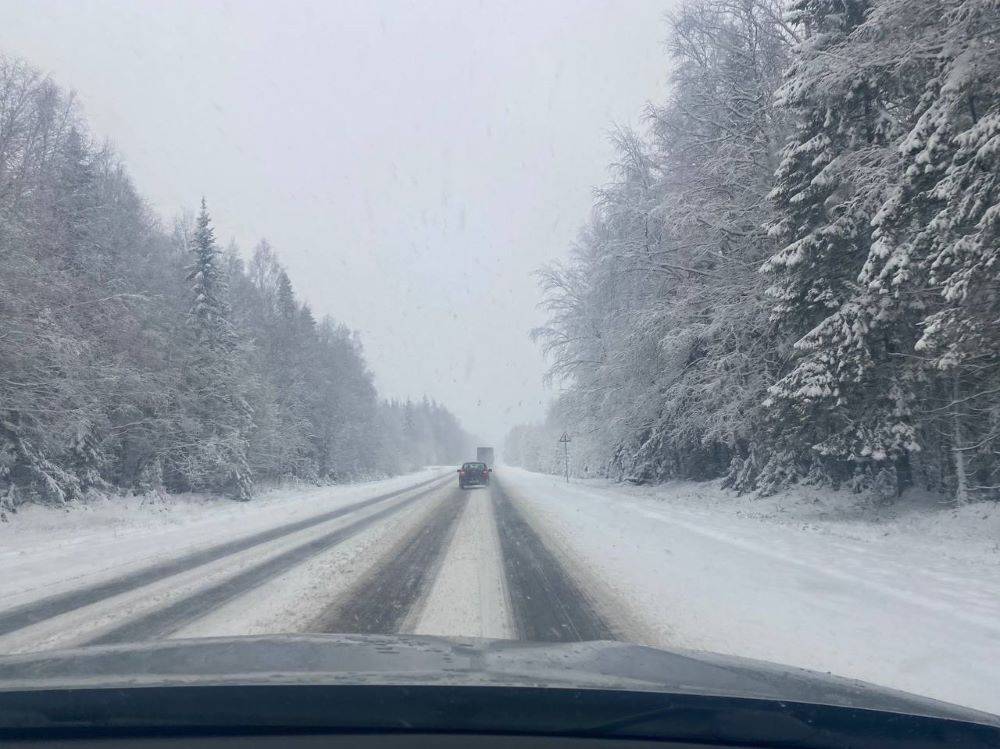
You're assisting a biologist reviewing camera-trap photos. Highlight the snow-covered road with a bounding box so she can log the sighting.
[0,471,609,657]
[1,467,997,715]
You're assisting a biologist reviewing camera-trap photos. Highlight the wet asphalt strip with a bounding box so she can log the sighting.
[0,474,448,638]
[314,485,470,634]
[492,479,614,642]
[83,480,448,645]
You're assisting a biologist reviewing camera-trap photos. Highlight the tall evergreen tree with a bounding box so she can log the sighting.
[879,0,1000,501]
[176,200,254,499]
[758,0,917,494]
[187,199,237,351]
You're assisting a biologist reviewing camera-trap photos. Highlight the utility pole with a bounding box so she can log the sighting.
[558,432,571,483]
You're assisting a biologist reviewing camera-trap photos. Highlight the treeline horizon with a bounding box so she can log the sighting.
[0,54,472,507]
[506,0,1000,504]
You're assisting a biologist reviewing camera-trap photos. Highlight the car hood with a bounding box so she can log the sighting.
[0,634,995,726]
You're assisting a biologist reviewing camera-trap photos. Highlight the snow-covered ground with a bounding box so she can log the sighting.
[175,490,444,640]
[2,465,998,716]
[499,467,1000,715]
[0,469,445,609]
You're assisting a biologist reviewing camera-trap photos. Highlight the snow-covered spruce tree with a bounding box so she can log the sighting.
[879,0,1000,502]
[175,200,254,500]
[844,0,952,497]
[759,0,916,496]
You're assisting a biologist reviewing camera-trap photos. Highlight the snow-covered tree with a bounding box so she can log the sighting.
[175,201,254,499]
[534,0,793,485]
[0,53,471,508]
[872,0,1000,501]
[756,0,921,495]
[527,0,1000,504]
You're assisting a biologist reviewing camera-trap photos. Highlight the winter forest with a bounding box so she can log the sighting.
[0,56,471,507]
[5,0,1000,511]
[505,0,1000,503]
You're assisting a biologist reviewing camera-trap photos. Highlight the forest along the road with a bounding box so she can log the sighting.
[0,473,619,653]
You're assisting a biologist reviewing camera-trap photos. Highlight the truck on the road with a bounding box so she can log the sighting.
[477,446,495,469]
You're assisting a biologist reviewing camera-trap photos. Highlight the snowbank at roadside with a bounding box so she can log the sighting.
[507,468,1000,564]
[499,466,1000,715]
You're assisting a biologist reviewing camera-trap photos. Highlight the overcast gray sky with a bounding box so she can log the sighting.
[1,0,671,444]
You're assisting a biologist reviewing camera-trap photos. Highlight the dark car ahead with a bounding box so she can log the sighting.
[458,461,490,488]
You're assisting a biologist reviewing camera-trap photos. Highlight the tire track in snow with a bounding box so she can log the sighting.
[492,479,614,642]
[0,474,448,638]
[87,482,446,644]
[313,486,469,634]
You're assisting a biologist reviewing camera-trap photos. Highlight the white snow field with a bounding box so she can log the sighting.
[1,465,998,715]
[498,467,1000,715]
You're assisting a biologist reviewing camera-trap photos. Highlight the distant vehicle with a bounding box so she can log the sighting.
[458,461,490,489]
[476,446,495,468]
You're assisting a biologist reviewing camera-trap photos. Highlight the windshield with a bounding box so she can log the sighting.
[0,0,998,722]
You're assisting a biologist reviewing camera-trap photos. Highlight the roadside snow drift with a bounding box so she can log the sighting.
[499,467,1000,715]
